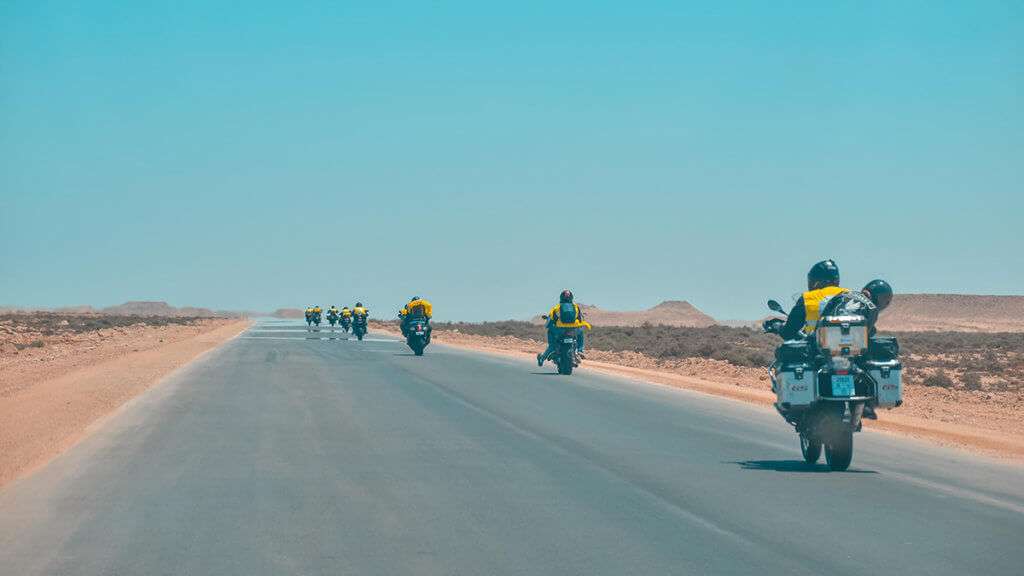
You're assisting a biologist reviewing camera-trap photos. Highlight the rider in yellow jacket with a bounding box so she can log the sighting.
[537,290,591,366]
[401,297,433,336]
[779,260,850,340]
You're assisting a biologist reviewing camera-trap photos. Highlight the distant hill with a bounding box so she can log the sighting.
[271,308,305,319]
[877,294,1024,333]
[534,300,716,328]
[101,301,223,317]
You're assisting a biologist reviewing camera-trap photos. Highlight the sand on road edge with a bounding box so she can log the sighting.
[0,319,251,488]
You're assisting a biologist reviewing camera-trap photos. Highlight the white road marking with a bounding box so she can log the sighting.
[238,335,400,343]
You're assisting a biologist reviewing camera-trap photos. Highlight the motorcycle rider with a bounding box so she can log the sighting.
[327,305,339,320]
[537,290,592,366]
[341,306,352,319]
[401,296,433,338]
[352,302,368,318]
[779,260,850,341]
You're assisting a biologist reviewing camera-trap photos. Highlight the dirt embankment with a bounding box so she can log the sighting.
[415,328,1024,461]
[0,314,250,487]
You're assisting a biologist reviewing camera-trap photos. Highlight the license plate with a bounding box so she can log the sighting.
[563,338,575,344]
[415,331,424,335]
[832,374,855,396]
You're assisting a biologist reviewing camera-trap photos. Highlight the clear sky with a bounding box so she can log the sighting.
[2,1,1021,321]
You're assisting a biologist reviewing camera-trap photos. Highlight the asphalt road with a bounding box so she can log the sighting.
[2,320,1022,575]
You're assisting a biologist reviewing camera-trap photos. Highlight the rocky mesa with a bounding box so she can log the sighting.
[537,300,717,328]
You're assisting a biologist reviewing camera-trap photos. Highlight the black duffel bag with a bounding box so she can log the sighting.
[868,336,900,360]
[775,340,811,364]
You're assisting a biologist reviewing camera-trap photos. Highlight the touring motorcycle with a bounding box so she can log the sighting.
[763,299,902,471]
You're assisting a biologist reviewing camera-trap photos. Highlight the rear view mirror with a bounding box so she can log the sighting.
[767,299,785,313]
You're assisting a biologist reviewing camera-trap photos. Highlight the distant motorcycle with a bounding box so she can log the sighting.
[340,315,351,333]
[351,314,367,341]
[326,311,339,327]
[405,317,431,356]
[763,299,902,471]
[312,312,321,329]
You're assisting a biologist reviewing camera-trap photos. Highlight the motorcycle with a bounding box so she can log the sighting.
[543,316,580,375]
[312,312,322,329]
[763,299,902,471]
[327,312,339,327]
[351,314,367,341]
[340,315,351,333]
[405,317,431,356]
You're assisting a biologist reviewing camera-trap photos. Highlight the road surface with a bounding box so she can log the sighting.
[2,320,1022,575]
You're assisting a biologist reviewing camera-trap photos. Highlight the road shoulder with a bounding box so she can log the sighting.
[0,319,251,487]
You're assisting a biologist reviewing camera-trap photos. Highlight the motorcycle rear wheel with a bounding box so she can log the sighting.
[557,353,573,375]
[825,430,854,471]
[800,434,822,464]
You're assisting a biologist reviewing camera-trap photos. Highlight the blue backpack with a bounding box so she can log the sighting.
[558,303,578,324]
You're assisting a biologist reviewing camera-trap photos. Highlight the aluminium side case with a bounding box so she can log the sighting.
[866,359,903,408]
[773,340,816,409]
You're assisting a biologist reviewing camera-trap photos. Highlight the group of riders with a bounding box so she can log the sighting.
[301,257,891,375]
[304,303,369,332]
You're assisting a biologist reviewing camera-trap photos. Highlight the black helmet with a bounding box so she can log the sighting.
[862,279,893,311]
[356,302,363,307]
[560,290,574,303]
[411,296,420,301]
[807,260,840,291]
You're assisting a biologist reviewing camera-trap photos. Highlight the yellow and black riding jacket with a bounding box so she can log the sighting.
[801,286,849,334]
[548,303,592,329]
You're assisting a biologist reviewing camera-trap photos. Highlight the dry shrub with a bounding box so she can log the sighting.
[921,371,956,388]
[0,313,206,336]
[961,372,984,391]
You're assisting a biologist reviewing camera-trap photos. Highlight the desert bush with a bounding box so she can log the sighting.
[961,372,983,391]
[432,322,778,367]
[14,339,45,350]
[921,371,956,388]
[0,313,207,336]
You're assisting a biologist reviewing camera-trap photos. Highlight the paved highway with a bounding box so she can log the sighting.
[2,320,1022,575]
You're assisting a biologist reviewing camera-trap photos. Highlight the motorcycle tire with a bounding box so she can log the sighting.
[800,434,822,464]
[558,354,573,375]
[825,429,854,471]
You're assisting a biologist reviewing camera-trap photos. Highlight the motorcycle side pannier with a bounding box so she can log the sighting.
[776,362,816,407]
[775,342,815,407]
[866,359,903,408]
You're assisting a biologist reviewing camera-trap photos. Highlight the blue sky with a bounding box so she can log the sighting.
[2,1,1021,321]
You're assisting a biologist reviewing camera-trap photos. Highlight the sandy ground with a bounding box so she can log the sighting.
[402,328,1024,462]
[0,318,251,487]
